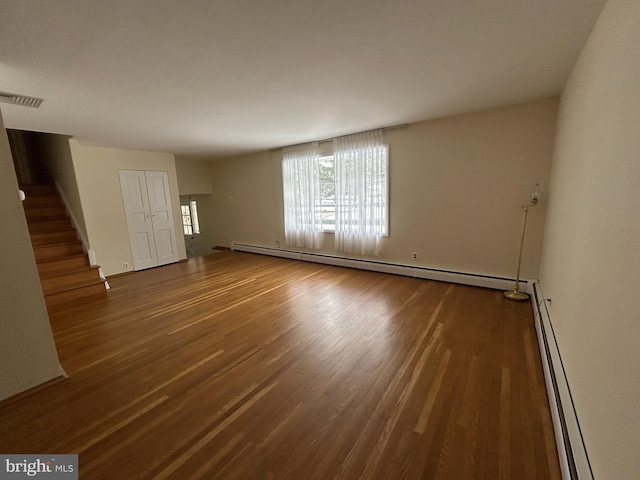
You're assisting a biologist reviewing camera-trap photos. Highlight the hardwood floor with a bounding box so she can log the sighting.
[0,251,561,479]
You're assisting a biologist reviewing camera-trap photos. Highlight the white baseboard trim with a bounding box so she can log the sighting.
[531,282,593,480]
[98,267,111,290]
[230,242,531,293]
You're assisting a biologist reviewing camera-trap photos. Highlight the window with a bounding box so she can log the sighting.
[181,200,200,235]
[317,155,336,231]
[316,145,389,236]
[282,129,388,256]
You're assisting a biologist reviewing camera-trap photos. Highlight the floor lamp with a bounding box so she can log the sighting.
[504,184,539,301]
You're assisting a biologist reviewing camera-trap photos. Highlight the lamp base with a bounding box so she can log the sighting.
[503,289,529,301]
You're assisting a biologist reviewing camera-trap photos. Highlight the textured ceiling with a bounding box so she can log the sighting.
[0,0,607,158]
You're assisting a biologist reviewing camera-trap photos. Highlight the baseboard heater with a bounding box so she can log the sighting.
[531,282,594,480]
[230,242,530,293]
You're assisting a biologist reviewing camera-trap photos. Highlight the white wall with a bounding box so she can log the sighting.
[539,0,640,478]
[70,142,187,276]
[209,98,557,280]
[175,156,214,195]
[0,108,63,401]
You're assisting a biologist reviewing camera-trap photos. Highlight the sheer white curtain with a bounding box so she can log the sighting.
[282,142,324,249]
[333,129,387,256]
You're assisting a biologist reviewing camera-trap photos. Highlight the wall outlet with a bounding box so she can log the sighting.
[412,252,418,260]
[123,262,130,269]
[275,239,280,247]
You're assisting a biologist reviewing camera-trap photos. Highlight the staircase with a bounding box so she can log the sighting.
[21,184,107,308]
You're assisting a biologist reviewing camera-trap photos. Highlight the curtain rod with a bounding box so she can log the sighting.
[270,123,409,152]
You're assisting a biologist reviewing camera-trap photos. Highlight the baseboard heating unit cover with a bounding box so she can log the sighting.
[230,242,530,293]
[532,282,594,480]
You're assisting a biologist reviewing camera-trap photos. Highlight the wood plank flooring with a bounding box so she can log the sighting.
[0,251,561,479]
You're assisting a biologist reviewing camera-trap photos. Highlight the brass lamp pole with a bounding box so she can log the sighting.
[504,184,539,301]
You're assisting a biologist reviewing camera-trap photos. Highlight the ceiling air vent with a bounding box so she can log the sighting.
[0,91,44,108]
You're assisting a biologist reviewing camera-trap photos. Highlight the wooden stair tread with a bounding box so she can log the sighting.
[28,222,74,234]
[23,196,63,206]
[24,206,68,218]
[33,240,83,249]
[45,286,109,313]
[37,240,82,248]
[41,264,101,279]
[31,228,76,235]
[27,215,72,224]
[21,190,59,194]
[40,269,102,293]
[44,280,107,308]
[23,203,65,207]
[24,204,65,208]
[27,215,72,222]
[19,184,57,196]
[22,189,59,192]
[37,252,88,263]
[30,230,78,246]
[33,242,85,262]
[44,276,105,296]
[36,254,90,276]
[36,253,89,266]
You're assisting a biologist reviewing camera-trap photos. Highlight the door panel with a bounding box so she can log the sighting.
[154,228,175,258]
[134,232,155,262]
[155,211,170,222]
[145,171,179,266]
[125,175,146,210]
[119,170,158,271]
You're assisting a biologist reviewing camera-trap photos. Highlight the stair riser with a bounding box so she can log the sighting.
[38,256,90,278]
[20,185,57,196]
[41,269,103,296]
[35,243,84,262]
[23,196,63,207]
[28,218,73,233]
[25,206,68,219]
[45,282,107,307]
[30,231,78,246]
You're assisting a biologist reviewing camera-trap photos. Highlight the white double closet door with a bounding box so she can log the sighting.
[119,170,179,271]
